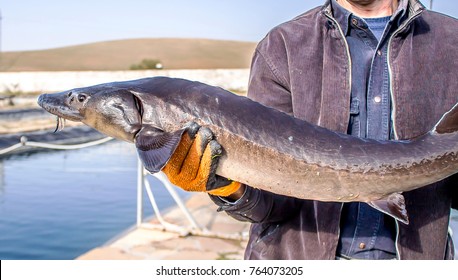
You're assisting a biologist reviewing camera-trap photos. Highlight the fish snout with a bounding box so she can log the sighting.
[37,94,47,108]
[37,92,60,110]
[37,93,58,112]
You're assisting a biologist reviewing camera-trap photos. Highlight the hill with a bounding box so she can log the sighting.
[0,38,257,71]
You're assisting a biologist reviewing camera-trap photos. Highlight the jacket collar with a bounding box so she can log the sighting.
[322,0,425,34]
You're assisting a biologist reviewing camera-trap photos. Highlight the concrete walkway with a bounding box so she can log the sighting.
[77,193,250,260]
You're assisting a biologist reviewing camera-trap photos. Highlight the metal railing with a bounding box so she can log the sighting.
[136,158,247,240]
[0,135,113,155]
[0,135,247,241]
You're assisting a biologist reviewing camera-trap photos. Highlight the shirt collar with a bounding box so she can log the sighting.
[330,0,409,35]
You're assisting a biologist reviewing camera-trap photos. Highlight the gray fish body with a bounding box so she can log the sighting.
[38,77,458,203]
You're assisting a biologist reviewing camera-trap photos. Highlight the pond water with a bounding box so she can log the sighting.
[0,140,189,260]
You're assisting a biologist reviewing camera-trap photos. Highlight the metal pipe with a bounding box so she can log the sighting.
[153,172,202,230]
[136,157,144,227]
[0,136,113,155]
[143,176,183,231]
[143,176,167,225]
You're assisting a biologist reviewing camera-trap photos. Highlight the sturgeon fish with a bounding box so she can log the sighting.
[37,77,458,223]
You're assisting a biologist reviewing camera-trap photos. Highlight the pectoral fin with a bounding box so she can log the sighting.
[135,125,185,173]
[368,193,409,225]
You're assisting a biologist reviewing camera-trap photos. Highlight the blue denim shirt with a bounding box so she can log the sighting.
[332,0,407,260]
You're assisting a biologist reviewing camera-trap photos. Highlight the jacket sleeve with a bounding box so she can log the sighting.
[209,186,303,223]
[247,47,293,115]
[209,39,304,223]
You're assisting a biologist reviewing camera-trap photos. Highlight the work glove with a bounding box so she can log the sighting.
[162,123,242,197]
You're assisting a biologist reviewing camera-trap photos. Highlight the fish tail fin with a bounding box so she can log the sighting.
[432,102,458,134]
[368,193,409,225]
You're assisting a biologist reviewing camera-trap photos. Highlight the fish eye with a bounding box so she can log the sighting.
[77,94,87,102]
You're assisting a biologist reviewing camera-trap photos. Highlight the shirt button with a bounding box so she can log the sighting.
[351,18,358,26]
[377,50,382,56]
[374,96,382,103]
[359,243,366,249]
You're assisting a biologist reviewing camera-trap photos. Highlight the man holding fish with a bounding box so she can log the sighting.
[161,0,458,259]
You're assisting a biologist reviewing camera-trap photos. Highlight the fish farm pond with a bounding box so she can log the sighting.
[0,140,189,260]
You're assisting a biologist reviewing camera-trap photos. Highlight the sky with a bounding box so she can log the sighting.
[1,0,457,52]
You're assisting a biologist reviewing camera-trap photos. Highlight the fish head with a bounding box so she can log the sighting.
[38,85,143,143]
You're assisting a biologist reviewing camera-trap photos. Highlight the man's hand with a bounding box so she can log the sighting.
[162,123,241,197]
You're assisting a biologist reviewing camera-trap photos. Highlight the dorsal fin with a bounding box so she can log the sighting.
[433,102,458,134]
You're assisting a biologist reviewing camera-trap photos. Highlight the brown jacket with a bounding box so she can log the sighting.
[215,0,458,259]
